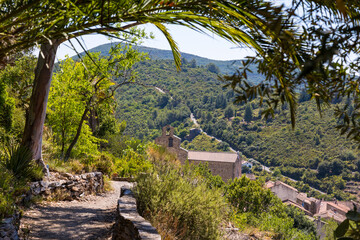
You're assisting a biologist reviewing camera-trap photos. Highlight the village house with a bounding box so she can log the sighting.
[155,125,242,181]
[265,180,354,224]
[265,180,298,202]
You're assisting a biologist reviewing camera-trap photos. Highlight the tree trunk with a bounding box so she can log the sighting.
[88,107,99,134]
[22,40,60,174]
[64,107,89,161]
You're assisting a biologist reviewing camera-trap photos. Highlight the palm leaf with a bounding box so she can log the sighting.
[153,22,181,70]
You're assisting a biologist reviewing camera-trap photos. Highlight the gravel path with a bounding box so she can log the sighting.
[20,181,128,240]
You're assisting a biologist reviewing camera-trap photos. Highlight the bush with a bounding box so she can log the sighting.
[0,190,15,220]
[134,163,227,240]
[93,153,114,176]
[226,177,283,216]
[113,147,152,178]
[0,165,29,220]
[1,145,43,181]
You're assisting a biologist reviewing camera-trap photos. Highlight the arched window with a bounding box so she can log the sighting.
[168,137,173,147]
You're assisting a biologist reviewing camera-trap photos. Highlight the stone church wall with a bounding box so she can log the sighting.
[188,160,235,182]
[155,125,241,181]
[154,125,188,162]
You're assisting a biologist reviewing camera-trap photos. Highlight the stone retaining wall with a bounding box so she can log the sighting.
[113,186,161,240]
[0,213,20,240]
[27,171,104,201]
[0,172,104,239]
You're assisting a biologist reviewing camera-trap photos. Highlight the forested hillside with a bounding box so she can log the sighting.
[107,45,360,200]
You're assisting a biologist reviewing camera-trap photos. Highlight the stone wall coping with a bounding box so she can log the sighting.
[114,186,161,240]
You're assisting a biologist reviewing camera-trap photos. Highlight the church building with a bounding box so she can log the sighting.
[155,125,242,181]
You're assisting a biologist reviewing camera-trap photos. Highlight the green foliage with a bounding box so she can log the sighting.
[0,166,16,220]
[92,153,114,177]
[226,176,282,216]
[0,145,41,221]
[0,54,36,110]
[285,206,317,235]
[134,162,227,240]
[48,57,100,158]
[206,63,220,74]
[224,106,234,118]
[48,42,146,159]
[226,177,316,239]
[192,162,225,189]
[182,133,230,152]
[1,145,43,182]
[0,81,14,132]
[244,104,253,122]
[334,206,360,240]
[258,212,315,240]
[113,141,152,178]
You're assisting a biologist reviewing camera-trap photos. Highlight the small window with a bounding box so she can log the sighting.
[168,137,173,147]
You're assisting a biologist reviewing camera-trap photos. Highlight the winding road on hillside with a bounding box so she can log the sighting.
[20,181,128,240]
[190,113,238,153]
[189,113,330,195]
[154,85,326,195]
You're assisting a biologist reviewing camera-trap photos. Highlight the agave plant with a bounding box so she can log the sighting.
[1,145,42,181]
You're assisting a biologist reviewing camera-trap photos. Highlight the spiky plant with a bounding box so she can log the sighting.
[1,145,43,181]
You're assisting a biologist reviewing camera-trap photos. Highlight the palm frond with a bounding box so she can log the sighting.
[153,22,181,70]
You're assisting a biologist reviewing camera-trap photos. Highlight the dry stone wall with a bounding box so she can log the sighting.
[113,186,161,240]
[0,172,103,240]
[27,171,104,201]
[0,213,20,240]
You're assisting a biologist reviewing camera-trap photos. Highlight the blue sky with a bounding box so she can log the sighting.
[56,24,257,61]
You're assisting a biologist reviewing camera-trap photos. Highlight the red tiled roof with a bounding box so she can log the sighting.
[188,151,238,163]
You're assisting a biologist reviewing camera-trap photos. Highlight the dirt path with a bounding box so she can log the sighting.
[20,181,130,240]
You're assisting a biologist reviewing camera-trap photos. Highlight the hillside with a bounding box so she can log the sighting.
[82,43,360,201]
[84,42,262,78]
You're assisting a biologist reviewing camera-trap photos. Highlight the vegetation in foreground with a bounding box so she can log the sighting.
[134,146,317,240]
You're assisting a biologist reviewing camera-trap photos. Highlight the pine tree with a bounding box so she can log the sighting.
[244,104,253,122]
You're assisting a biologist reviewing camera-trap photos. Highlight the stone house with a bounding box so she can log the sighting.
[266,180,298,202]
[265,180,353,224]
[296,192,321,215]
[314,201,351,223]
[155,125,242,182]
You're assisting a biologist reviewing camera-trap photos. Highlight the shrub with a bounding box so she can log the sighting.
[134,163,227,240]
[1,145,43,181]
[0,165,29,220]
[93,153,114,176]
[226,177,283,216]
[114,147,152,178]
[0,190,15,220]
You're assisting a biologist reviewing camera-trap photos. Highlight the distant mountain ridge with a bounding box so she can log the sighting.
[84,42,246,75]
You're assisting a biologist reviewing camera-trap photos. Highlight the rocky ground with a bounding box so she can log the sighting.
[20,181,125,240]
